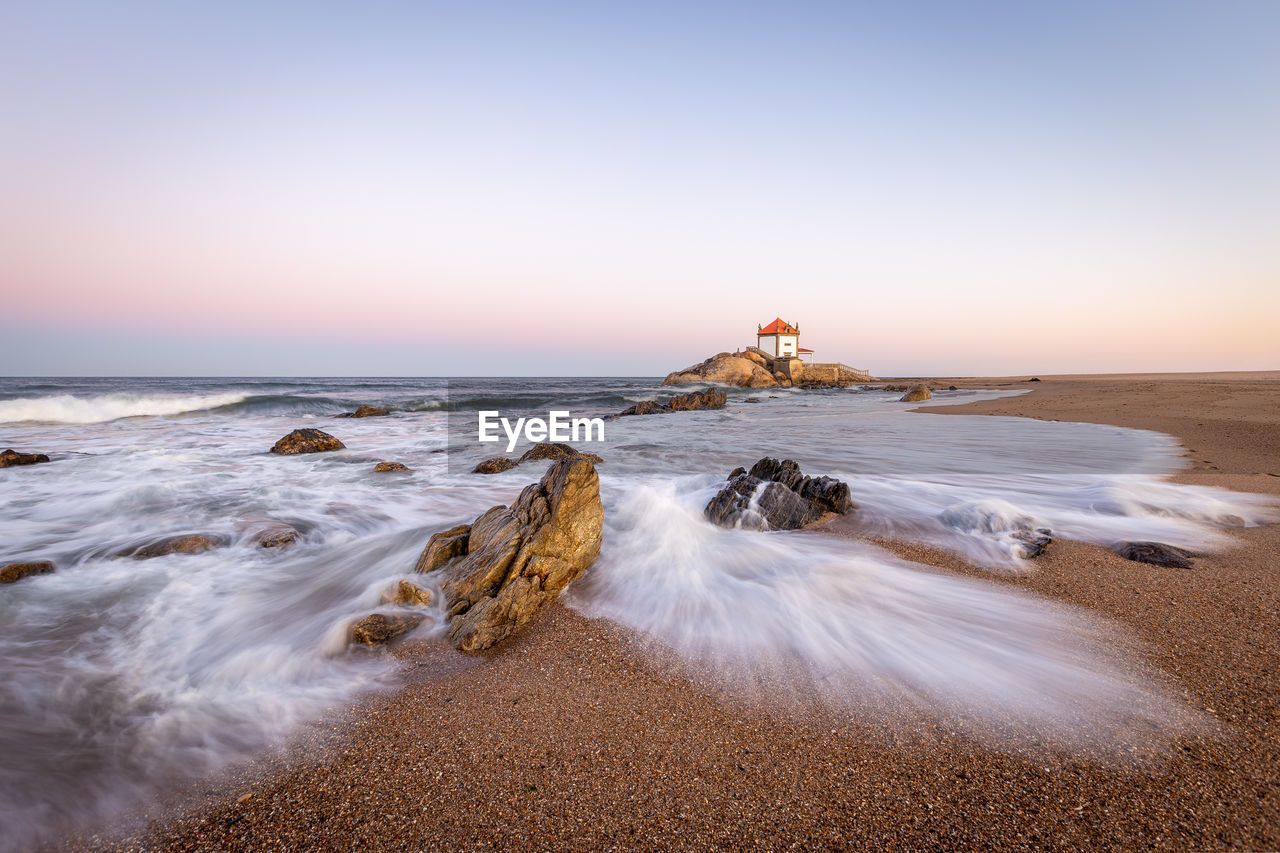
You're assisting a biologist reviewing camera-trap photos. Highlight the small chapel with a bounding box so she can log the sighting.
[756,318,815,361]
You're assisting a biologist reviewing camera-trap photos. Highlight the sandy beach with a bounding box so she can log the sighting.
[65,373,1279,852]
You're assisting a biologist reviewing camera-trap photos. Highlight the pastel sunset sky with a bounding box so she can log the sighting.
[2,0,1277,376]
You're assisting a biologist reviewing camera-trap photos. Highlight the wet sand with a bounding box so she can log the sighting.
[74,372,1279,852]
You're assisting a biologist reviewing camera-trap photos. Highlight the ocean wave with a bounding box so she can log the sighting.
[208,393,349,417]
[0,393,252,424]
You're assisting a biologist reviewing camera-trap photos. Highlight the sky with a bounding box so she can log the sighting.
[1,0,1277,376]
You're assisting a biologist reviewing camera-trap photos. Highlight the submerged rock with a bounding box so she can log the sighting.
[473,456,519,475]
[899,384,932,402]
[706,458,853,531]
[270,429,345,455]
[1114,541,1194,569]
[1013,530,1054,559]
[373,461,411,473]
[381,579,434,606]
[662,353,778,388]
[617,388,727,417]
[938,504,1052,559]
[0,449,50,468]
[349,612,425,646]
[128,535,225,559]
[337,405,390,418]
[255,525,300,549]
[0,560,55,584]
[422,457,604,652]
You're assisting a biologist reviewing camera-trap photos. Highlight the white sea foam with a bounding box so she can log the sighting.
[0,392,249,424]
[569,478,1207,751]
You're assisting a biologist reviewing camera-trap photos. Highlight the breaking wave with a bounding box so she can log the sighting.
[0,393,252,424]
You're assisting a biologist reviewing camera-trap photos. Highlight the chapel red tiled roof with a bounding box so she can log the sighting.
[759,318,797,335]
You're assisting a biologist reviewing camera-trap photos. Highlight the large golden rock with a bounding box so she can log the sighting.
[423,457,603,652]
[899,384,932,402]
[662,353,778,388]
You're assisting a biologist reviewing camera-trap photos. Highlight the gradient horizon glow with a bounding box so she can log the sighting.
[2,0,1277,377]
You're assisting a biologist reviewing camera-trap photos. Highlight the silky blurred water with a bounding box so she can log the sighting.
[0,377,1274,850]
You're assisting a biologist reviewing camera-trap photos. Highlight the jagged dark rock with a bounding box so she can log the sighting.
[706,458,854,531]
[1115,541,1194,569]
[0,449,50,468]
[270,429,345,455]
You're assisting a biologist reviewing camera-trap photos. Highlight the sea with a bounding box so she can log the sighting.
[1,376,1274,849]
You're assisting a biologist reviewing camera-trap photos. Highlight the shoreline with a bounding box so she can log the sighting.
[70,373,1280,851]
